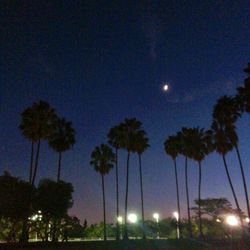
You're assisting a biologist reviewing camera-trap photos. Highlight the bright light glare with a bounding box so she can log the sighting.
[163,84,169,92]
[173,211,179,221]
[117,216,123,223]
[216,218,221,223]
[128,213,137,224]
[153,213,159,222]
[246,218,250,223]
[226,215,239,226]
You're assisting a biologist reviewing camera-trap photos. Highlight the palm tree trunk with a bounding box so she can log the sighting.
[115,148,120,240]
[29,141,34,183]
[123,151,130,240]
[185,156,192,238]
[139,154,146,240]
[235,145,250,230]
[174,158,182,238]
[101,174,107,241]
[198,161,203,238]
[32,139,41,186]
[222,154,243,225]
[57,152,62,182]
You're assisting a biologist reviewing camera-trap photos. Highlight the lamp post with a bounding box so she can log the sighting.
[128,213,138,239]
[173,211,180,239]
[153,213,160,239]
[226,215,239,250]
[117,216,123,239]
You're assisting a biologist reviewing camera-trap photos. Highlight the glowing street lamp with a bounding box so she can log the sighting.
[153,213,160,239]
[117,216,123,224]
[117,216,123,239]
[226,215,239,227]
[128,213,137,224]
[173,211,180,239]
[153,213,159,223]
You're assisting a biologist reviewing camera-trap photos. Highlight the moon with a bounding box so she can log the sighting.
[163,84,169,92]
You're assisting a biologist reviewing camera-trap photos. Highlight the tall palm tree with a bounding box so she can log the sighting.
[210,121,243,225]
[187,128,213,237]
[19,101,56,185]
[107,124,125,240]
[213,96,249,226]
[134,130,149,240]
[49,118,75,182]
[164,135,182,238]
[90,144,115,241]
[122,118,142,240]
[177,128,193,238]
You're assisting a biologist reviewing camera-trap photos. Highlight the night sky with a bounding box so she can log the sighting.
[1,1,250,224]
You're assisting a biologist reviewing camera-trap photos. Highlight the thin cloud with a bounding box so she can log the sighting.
[167,80,237,104]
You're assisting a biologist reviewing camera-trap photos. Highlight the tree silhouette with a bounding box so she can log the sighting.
[19,101,57,185]
[49,118,75,181]
[107,124,125,240]
[134,129,149,240]
[164,135,182,238]
[90,144,115,241]
[186,128,213,237]
[121,118,142,240]
[210,121,243,225]
[177,128,193,238]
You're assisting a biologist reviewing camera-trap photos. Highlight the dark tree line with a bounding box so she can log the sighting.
[0,172,73,242]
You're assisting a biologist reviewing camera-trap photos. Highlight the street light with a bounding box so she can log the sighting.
[226,215,239,245]
[173,211,180,239]
[117,216,123,239]
[153,213,159,223]
[117,216,123,223]
[153,213,160,239]
[226,215,239,227]
[128,213,137,224]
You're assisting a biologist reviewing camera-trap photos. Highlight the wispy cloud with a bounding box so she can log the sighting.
[140,1,162,60]
[166,80,237,104]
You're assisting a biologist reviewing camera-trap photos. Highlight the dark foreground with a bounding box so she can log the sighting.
[1,239,250,250]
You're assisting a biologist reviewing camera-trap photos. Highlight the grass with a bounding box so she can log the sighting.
[0,239,249,250]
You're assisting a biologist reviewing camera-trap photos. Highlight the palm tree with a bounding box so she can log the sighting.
[164,135,182,238]
[134,130,149,240]
[19,101,56,185]
[90,144,115,241]
[48,118,75,182]
[237,63,250,113]
[213,95,250,226]
[177,128,193,238]
[107,124,125,240]
[210,121,243,225]
[122,118,142,240]
[187,128,213,237]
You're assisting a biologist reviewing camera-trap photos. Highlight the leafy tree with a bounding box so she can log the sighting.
[90,144,115,241]
[0,172,35,242]
[164,135,182,238]
[107,124,125,240]
[133,129,149,240]
[191,198,234,220]
[19,101,57,185]
[36,179,74,241]
[48,117,76,181]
